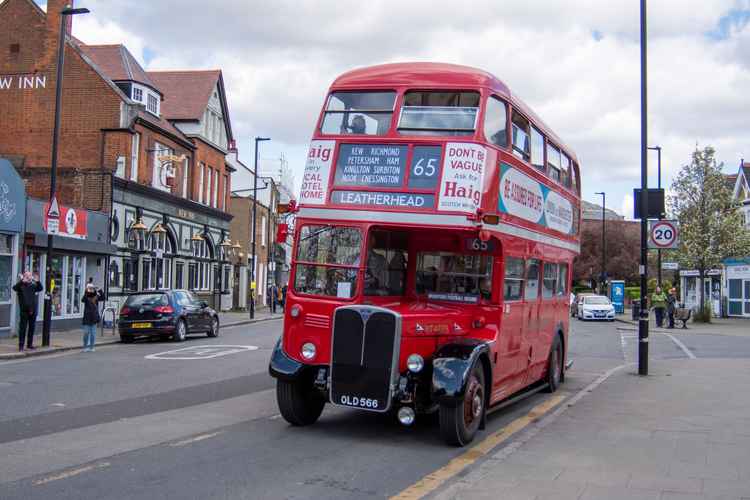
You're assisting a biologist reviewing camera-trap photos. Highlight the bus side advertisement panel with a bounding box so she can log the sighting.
[437,143,486,213]
[300,140,336,205]
[498,163,574,235]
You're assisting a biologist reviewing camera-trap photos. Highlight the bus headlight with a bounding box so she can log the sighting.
[290,304,302,318]
[407,354,424,373]
[397,406,416,426]
[301,342,316,360]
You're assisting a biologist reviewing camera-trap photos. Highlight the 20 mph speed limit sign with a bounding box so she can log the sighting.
[648,220,679,249]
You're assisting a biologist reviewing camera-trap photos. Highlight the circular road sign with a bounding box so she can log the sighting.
[650,220,678,248]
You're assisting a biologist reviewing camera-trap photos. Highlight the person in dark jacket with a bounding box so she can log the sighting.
[666,288,678,329]
[81,283,104,352]
[12,271,43,351]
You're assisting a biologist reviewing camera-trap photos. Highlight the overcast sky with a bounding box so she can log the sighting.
[44,0,750,216]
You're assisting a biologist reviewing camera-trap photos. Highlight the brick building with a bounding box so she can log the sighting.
[0,0,237,327]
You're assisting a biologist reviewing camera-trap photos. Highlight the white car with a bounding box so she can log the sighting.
[577,295,615,321]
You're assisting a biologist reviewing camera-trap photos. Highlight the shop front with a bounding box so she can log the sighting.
[0,159,26,338]
[23,198,117,331]
[109,180,233,312]
[725,258,750,318]
[680,269,722,317]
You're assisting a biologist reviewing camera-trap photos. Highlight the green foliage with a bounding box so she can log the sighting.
[669,146,750,316]
[692,302,713,323]
[572,285,594,295]
[624,287,641,300]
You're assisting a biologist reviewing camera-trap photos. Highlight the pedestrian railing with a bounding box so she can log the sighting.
[100,307,117,337]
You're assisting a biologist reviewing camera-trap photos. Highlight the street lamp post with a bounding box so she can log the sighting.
[250,136,270,319]
[648,145,662,286]
[42,4,90,346]
[595,192,606,294]
[638,0,650,376]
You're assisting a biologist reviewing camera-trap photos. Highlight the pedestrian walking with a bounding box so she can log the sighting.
[81,283,104,352]
[12,271,43,351]
[651,286,667,328]
[666,288,678,329]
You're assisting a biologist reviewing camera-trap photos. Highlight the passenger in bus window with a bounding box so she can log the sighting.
[479,277,492,300]
[349,115,366,134]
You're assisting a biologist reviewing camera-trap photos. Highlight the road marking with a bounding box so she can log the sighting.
[32,462,110,486]
[390,394,566,500]
[169,431,223,447]
[145,345,259,360]
[662,331,697,359]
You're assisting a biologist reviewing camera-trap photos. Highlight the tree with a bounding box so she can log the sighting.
[669,146,750,318]
[573,219,641,287]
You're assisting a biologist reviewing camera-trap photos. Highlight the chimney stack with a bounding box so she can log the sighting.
[46,0,75,38]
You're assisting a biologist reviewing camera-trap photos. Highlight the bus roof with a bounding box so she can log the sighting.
[330,62,578,164]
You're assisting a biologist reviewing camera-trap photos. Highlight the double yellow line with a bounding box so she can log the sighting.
[391,394,566,500]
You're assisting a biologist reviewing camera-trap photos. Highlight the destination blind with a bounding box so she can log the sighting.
[334,144,408,188]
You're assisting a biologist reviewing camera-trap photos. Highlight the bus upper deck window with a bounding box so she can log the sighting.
[531,127,545,170]
[320,91,396,136]
[398,91,479,137]
[547,143,561,182]
[484,96,507,148]
[511,111,530,161]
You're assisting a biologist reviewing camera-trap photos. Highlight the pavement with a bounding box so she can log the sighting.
[0,308,283,360]
[615,311,750,337]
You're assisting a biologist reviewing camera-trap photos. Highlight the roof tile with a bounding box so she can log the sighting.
[147,70,221,121]
[78,44,158,90]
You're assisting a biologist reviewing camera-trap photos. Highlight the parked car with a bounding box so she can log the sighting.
[571,292,596,317]
[118,290,219,343]
[577,295,616,321]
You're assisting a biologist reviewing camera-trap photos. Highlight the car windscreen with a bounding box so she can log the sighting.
[584,296,610,305]
[125,293,168,307]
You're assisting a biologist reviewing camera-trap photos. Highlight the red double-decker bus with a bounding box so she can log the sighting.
[269,62,581,446]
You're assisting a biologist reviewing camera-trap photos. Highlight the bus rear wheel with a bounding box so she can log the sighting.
[277,379,325,426]
[544,335,563,393]
[439,363,485,446]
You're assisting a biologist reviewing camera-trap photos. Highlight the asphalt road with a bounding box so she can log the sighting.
[0,318,748,499]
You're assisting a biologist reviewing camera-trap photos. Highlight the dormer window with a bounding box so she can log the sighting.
[147,93,159,115]
[132,87,143,102]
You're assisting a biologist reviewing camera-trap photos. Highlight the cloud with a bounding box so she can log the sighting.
[63,0,750,200]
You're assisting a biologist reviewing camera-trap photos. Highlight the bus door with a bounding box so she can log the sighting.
[497,256,527,394]
[522,259,542,382]
[538,262,559,365]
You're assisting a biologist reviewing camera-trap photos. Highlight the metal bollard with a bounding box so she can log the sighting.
[100,307,117,337]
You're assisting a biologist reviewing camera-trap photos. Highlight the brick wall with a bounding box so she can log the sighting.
[193,138,231,210]
[0,0,122,212]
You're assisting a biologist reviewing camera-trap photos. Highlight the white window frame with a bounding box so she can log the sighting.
[147,92,159,115]
[132,86,143,102]
[182,158,189,198]
[212,168,219,207]
[130,133,140,181]
[221,174,227,210]
[198,163,205,204]
[261,216,267,247]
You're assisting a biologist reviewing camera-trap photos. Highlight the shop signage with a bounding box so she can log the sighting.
[299,140,335,205]
[333,144,408,188]
[177,208,195,220]
[0,158,25,233]
[42,202,88,239]
[438,143,486,213]
[498,164,574,235]
[330,190,435,209]
[679,269,721,277]
[0,74,46,91]
[662,262,679,270]
[726,265,750,278]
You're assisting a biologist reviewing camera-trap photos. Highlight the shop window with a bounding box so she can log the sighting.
[0,234,13,302]
[175,262,184,289]
[109,259,121,289]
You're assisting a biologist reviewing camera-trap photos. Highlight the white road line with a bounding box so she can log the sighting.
[662,331,697,359]
[145,345,259,360]
[169,431,223,447]
[32,462,110,486]
[619,330,631,362]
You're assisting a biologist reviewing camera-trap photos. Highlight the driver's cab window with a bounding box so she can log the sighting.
[365,230,408,296]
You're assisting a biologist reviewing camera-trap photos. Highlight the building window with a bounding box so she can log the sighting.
[130,133,140,181]
[132,87,143,102]
[221,174,228,210]
[261,216,267,247]
[175,262,184,289]
[182,158,190,198]
[212,168,218,207]
[198,164,205,204]
[147,93,159,115]
[188,262,197,290]
[123,258,138,291]
[0,234,14,303]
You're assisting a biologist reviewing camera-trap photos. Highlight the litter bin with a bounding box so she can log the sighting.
[631,302,640,321]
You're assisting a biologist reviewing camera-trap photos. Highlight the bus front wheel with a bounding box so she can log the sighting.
[439,362,485,446]
[276,378,325,426]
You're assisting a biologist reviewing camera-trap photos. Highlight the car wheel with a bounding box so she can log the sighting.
[544,335,564,393]
[174,319,187,342]
[207,317,219,338]
[120,335,134,343]
[439,362,485,447]
[276,379,325,426]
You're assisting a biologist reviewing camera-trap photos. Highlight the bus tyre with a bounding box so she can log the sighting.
[544,335,563,393]
[439,362,485,447]
[277,379,325,426]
